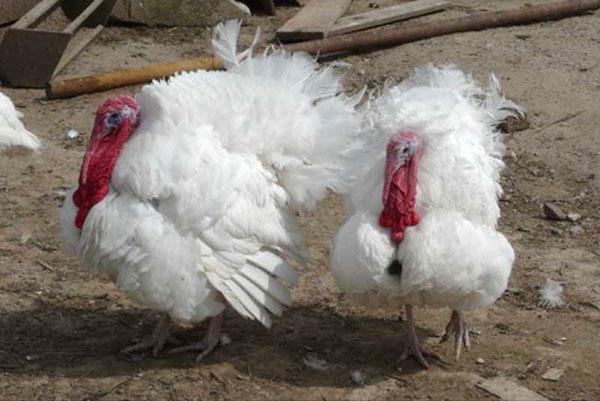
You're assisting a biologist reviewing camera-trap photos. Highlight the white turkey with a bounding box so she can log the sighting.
[0,91,41,154]
[330,65,521,368]
[59,20,360,360]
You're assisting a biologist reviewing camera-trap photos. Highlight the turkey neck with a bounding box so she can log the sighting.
[72,121,135,229]
[379,153,420,244]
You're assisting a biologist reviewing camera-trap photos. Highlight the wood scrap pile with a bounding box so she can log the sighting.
[279,0,600,57]
[276,0,448,42]
[43,0,600,99]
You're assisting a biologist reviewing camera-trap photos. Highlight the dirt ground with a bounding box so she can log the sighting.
[1,1,599,400]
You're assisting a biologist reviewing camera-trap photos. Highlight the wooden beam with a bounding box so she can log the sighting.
[284,0,600,56]
[12,0,61,29]
[330,0,449,36]
[276,0,351,42]
[47,56,223,99]
[64,0,105,34]
[53,25,104,77]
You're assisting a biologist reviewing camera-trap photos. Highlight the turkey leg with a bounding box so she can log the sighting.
[399,304,442,368]
[169,312,224,361]
[440,309,470,359]
[120,314,180,357]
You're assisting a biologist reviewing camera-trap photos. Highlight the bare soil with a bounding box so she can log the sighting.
[1,1,599,400]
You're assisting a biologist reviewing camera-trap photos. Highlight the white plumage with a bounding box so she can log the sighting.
[60,21,360,357]
[0,92,41,154]
[330,65,521,366]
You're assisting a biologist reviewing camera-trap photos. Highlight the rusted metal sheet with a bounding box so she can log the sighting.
[0,29,71,87]
[0,0,116,88]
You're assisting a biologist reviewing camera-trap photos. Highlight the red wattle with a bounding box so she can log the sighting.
[72,95,140,230]
[379,154,420,245]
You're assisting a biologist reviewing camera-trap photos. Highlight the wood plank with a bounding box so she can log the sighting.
[476,377,551,401]
[64,0,105,34]
[53,25,104,77]
[276,0,351,42]
[330,0,449,36]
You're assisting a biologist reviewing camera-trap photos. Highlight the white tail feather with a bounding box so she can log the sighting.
[224,280,272,327]
[239,263,293,305]
[248,251,299,286]
[206,271,254,320]
[212,19,260,70]
[232,274,284,316]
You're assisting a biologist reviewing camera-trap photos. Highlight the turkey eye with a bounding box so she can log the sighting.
[105,112,122,130]
[402,146,410,154]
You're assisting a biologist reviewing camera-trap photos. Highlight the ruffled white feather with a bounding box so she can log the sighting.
[0,92,41,155]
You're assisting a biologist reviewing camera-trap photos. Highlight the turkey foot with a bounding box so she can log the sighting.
[440,310,470,360]
[169,312,224,361]
[120,314,180,357]
[399,304,443,369]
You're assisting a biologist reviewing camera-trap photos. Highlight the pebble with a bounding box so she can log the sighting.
[219,334,232,346]
[543,202,566,221]
[351,370,366,386]
[542,368,564,382]
[66,129,80,140]
[570,225,584,236]
[476,358,485,364]
[549,227,562,236]
[567,213,581,222]
[302,354,328,371]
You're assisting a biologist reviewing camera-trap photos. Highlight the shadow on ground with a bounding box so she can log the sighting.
[0,301,442,386]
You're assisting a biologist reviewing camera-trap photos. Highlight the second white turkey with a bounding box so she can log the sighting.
[331,65,521,368]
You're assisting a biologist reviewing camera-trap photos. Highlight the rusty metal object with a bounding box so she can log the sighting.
[283,0,600,56]
[47,56,224,99]
[0,0,116,88]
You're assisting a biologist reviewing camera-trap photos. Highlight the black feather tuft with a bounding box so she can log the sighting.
[387,260,402,276]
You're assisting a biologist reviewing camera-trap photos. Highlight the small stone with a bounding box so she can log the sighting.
[66,129,80,140]
[570,225,584,236]
[219,334,232,346]
[19,234,31,244]
[549,227,562,236]
[567,213,581,222]
[302,354,328,371]
[543,203,566,221]
[495,323,511,333]
[542,368,564,382]
[476,358,485,364]
[54,189,67,200]
[351,370,366,385]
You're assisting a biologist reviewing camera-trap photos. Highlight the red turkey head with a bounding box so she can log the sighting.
[72,96,140,229]
[378,132,422,244]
